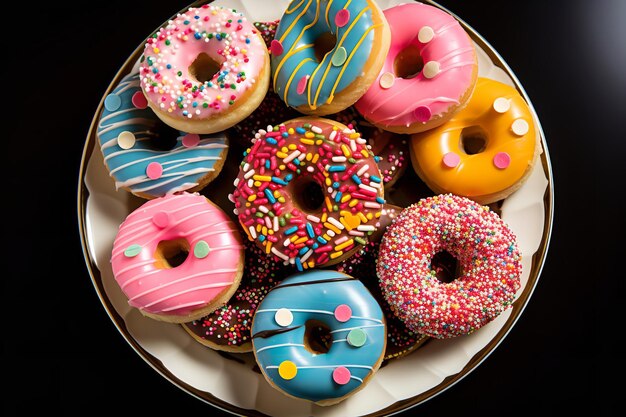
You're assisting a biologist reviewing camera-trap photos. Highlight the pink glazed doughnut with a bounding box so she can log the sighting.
[355,3,477,134]
[111,192,245,323]
[140,4,270,134]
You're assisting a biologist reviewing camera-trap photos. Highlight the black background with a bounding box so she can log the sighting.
[4,0,623,415]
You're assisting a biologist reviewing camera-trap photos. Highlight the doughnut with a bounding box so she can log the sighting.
[377,194,522,338]
[97,72,229,199]
[335,205,429,361]
[269,0,390,116]
[183,239,294,352]
[230,117,385,269]
[410,78,540,204]
[251,270,386,406]
[355,2,478,134]
[140,4,270,134]
[110,192,244,323]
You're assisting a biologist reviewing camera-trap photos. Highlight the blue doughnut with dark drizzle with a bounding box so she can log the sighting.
[251,269,386,405]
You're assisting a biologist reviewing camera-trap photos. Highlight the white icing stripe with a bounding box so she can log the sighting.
[255,309,383,324]
[129,278,235,302]
[351,375,363,383]
[330,324,385,333]
[332,338,347,343]
[255,343,306,353]
[138,280,235,308]
[266,364,373,370]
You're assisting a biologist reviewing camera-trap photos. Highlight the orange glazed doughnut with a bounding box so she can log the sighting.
[409,78,540,204]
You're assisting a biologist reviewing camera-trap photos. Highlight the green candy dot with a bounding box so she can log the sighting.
[194,240,211,259]
[331,47,347,66]
[347,328,367,347]
[124,244,142,257]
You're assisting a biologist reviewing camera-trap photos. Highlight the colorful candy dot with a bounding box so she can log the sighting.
[270,39,283,56]
[332,366,351,385]
[104,94,121,111]
[131,91,149,109]
[152,211,170,228]
[418,26,435,43]
[274,308,294,327]
[347,328,367,347]
[146,162,163,179]
[493,152,511,169]
[414,106,432,123]
[124,244,142,257]
[334,304,352,322]
[296,75,309,95]
[379,72,395,89]
[278,360,297,380]
[511,119,529,136]
[442,152,460,168]
[331,47,347,66]
[422,61,441,79]
[493,97,511,113]
[182,133,201,147]
[194,240,211,258]
[117,131,136,150]
[335,9,350,27]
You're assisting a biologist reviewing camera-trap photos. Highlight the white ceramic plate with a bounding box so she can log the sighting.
[78,1,554,415]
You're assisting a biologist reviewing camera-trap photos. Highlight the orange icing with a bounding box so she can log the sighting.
[410,78,537,201]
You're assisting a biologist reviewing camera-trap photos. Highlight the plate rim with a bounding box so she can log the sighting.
[76,0,555,415]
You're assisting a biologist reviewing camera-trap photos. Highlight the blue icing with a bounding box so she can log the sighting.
[251,270,385,403]
[96,73,228,198]
[271,0,375,110]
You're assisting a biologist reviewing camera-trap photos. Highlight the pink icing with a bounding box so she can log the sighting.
[140,5,267,121]
[111,193,244,316]
[355,3,476,128]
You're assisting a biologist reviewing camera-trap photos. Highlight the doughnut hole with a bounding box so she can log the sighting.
[189,52,223,84]
[148,126,179,151]
[394,44,424,79]
[430,250,461,283]
[313,32,337,62]
[304,320,332,354]
[292,177,326,212]
[460,126,488,155]
[154,238,190,269]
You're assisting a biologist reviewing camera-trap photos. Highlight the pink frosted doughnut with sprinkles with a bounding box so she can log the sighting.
[230,117,385,269]
[377,194,522,338]
[140,4,270,134]
[355,2,477,134]
[111,192,244,323]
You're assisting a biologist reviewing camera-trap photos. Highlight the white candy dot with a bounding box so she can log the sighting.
[117,131,136,149]
[418,26,435,43]
[511,119,530,136]
[493,97,511,113]
[275,308,293,327]
[422,61,440,79]
[379,72,395,89]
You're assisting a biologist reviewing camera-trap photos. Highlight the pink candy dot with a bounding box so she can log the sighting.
[442,152,460,168]
[334,304,352,322]
[493,152,511,169]
[270,39,283,56]
[132,91,148,109]
[414,106,431,123]
[152,211,170,228]
[182,133,200,147]
[335,9,350,27]
[146,162,163,179]
[332,366,351,385]
[297,75,309,95]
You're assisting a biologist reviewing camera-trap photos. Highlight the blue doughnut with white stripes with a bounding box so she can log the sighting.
[251,270,386,405]
[96,72,229,199]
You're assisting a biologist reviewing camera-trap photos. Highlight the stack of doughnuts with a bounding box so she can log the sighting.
[98,0,537,407]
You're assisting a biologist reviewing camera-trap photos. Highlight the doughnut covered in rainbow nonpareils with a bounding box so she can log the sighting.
[97,72,229,199]
[377,194,522,339]
[111,192,244,323]
[410,78,540,205]
[355,2,477,134]
[270,0,390,115]
[251,270,386,406]
[140,4,270,134]
[230,117,385,269]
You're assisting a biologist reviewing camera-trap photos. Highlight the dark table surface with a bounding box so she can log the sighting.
[5,0,622,415]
